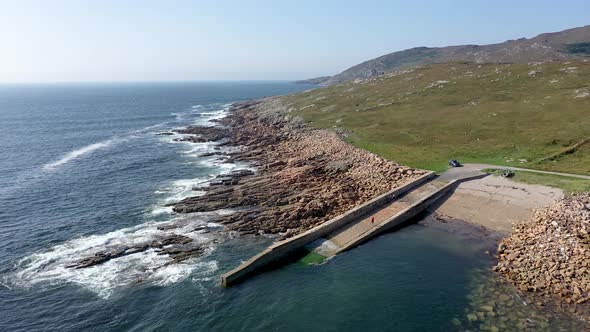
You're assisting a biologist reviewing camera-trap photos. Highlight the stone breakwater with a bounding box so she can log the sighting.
[171,98,426,238]
[495,193,590,314]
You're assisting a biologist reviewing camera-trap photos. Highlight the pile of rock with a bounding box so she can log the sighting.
[171,98,426,237]
[495,193,590,305]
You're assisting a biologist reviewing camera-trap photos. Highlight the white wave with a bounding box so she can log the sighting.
[204,109,228,121]
[151,206,174,216]
[198,111,224,116]
[9,102,248,297]
[154,177,209,207]
[157,132,185,144]
[190,103,230,112]
[200,158,254,174]
[171,112,186,121]
[43,139,120,171]
[157,132,217,147]
[6,216,220,298]
[42,102,231,172]
[132,122,168,134]
[151,261,218,287]
[170,104,229,125]
[42,118,177,172]
[182,141,220,155]
[191,108,229,127]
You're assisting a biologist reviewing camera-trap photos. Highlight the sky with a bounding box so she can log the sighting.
[0,0,589,83]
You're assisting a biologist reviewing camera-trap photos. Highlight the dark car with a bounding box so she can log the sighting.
[448,159,462,167]
[501,169,515,178]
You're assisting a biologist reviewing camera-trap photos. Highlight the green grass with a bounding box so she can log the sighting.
[282,62,590,174]
[484,169,590,193]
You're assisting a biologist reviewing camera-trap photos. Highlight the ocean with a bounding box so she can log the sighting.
[0,82,578,331]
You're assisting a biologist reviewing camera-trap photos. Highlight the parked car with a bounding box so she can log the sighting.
[448,159,462,167]
[501,169,515,178]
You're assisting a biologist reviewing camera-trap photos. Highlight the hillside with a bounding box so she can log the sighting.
[318,25,590,85]
[282,61,590,173]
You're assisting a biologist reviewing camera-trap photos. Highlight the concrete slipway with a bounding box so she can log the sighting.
[221,167,487,287]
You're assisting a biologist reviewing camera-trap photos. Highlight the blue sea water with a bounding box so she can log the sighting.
[0,82,568,331]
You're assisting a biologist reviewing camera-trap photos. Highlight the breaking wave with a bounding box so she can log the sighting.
[8,102,245,298]
[42,139,121,171]
[153,177,209,212]
[170,104,230,125]
[132,122,169,134]
[41,120,175,172]
[5,214,222,298]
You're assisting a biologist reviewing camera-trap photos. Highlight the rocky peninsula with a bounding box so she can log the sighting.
[171,98,425,238]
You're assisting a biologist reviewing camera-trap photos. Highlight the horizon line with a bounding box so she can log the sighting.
[0,79,316,86]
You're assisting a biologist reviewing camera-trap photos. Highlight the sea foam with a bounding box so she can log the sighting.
[7,215,220,298]
[12,104,238,297]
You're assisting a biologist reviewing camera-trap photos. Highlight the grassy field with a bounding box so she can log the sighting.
[484,169,590,193]
[283,62,590,174]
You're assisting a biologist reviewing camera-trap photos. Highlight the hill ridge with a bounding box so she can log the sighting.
[315,25,590,86]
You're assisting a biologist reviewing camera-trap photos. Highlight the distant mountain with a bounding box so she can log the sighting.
[319,25,590,86]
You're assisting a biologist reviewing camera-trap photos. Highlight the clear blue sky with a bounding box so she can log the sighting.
[1,0,589,82]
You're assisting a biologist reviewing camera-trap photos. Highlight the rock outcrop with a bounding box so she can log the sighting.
[173,126,228,143]
[66,234,202,269]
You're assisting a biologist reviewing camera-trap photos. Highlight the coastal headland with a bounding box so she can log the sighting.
[171,98,427,237]
[163,96,589,325]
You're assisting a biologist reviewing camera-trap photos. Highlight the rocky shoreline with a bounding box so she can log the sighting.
[65,97,423,272]
[170,98,425,238]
